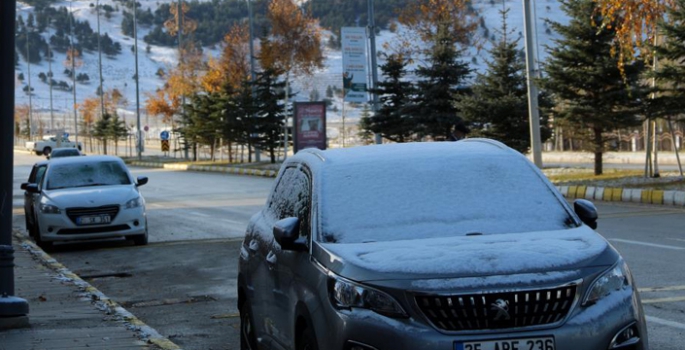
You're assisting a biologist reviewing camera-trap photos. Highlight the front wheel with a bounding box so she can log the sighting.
[296,326,319,350]
[240,301,258,350]
[43,147,52,156]
[32,219,53,251]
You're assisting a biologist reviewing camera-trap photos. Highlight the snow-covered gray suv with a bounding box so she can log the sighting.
[237,139,647,350]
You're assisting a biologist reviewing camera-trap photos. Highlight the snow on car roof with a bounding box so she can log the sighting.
[46,155,124,165]
[295,140,576,244]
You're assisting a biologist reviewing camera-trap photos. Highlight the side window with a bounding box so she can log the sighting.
[268,167,312,239]
[35,166,47,189]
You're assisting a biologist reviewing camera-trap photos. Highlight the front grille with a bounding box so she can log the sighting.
[57,224,130,235]
[66,205,120,225]
[415,284,577,332]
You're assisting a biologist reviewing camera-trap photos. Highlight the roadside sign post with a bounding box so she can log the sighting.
[160,131,170,155]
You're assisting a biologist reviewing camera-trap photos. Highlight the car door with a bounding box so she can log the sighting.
[249,166,301,345]
[24,164,47,227]
[265,166,312,349]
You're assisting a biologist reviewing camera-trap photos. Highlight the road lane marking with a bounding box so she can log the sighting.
[609,238,685,250]
[221,218,244,225]
[603,210,683,219]
[190,211,210,217]
[639,285,685,293]
[643,296,685,304]
[667,237,685,243]
[646,316,685,331]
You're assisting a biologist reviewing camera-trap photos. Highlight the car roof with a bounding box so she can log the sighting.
[46,155,124,166]
[289,139,516,170]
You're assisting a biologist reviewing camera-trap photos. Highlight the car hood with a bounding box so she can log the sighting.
[44,185,138,207]
[315,226,617,282]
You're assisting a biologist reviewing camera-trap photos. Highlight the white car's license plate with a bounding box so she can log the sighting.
[78,215,111,225]
[456,337,555,350]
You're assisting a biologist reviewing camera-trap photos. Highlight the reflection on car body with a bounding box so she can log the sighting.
[237,139,647,350]
[21,155,149,250]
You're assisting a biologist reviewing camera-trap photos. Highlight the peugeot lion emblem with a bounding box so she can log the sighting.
[491,299,511,321]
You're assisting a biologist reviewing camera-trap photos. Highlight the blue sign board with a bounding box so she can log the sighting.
[160,130,170,141]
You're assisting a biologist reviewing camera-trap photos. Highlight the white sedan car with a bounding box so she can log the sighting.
[21,155,149,250]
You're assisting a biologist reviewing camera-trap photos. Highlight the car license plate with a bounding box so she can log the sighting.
[456,337,555,350]
[78,215,111,225]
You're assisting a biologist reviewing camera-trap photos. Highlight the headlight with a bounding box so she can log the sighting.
[329,274,407,318]
[40,204,61,214]
[584,259,632,305]
[125,197,142,209]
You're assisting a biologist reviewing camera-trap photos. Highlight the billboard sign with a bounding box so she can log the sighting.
[294,102,327,152]
[341,27,368,103]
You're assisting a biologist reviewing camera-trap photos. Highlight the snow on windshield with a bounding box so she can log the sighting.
[47,161,132,190]
[320,142,573,244]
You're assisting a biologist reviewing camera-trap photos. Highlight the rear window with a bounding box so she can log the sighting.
[320,149,574,244]
[51,149,80,157]
[46,161,132,190]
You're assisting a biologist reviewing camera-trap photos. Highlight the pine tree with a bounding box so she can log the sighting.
[541,0,647,175]
[253,68,286,163]
[456,8,551,153]
[413,22,472,140]
[651,0,685,117]
[363,53,416,143]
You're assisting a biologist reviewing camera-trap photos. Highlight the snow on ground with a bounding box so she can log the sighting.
[14,0,568,132]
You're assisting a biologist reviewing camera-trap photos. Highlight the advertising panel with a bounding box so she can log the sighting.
[341,27,368,103]
[294,102,327,152]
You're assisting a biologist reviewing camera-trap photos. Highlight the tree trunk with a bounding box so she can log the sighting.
[593,126,603,175]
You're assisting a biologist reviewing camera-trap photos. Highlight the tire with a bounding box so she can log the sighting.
[35,151,43,156]
[43,147,52,156]
[130,221,148,246]
[25,216,32,237]
[32,219,53,251]
[240,301,258,350]
[297,326,318,350]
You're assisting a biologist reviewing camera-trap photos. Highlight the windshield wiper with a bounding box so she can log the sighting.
[75,183,110,188]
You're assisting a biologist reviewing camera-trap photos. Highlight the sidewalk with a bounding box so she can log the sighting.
[0,231,180,350]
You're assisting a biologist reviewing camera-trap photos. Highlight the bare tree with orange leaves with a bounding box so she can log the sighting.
[202,23,252,94]
[79,97,100,151]
[596,0,674,67]
[261,0,324,76]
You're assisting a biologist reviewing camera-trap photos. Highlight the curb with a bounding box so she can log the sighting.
[130,161,278,178]
[556,185,685,206]
[13,231,182,350]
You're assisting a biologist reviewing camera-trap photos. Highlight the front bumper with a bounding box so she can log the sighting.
[36,206,146,242]
[314,287,647,350]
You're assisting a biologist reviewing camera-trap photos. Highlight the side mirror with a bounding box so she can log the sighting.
[20,182,29,190]
[574,199,598,229]
[273,217,306,251]
[25,184,40,194]
[136,176,148,186]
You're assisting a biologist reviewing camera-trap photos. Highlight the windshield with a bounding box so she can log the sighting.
[320,151,574,244]
[46,160,132,190]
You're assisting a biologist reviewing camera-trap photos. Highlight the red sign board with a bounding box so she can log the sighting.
[294,102,327,152]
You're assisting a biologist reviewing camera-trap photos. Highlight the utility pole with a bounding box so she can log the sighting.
[133,0,142,160]
[177,0,189,159]
[1,0,30,328]
[70,1,78,144]
[47,45,54,132]
[368,0,381,145]
[26,26,33,141]
[97,0,105,118]
[523,0,543,168]
[247,0,260,161]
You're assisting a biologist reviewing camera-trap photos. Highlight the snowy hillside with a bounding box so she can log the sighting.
[14,0,568,130]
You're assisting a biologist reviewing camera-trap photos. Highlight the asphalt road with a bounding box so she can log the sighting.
[10,152,685,349]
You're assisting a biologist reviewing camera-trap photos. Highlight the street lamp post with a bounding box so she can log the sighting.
[523,0,543,168]
[0,0,30,329]
[133,0,142,160]
[25,26,34,141]
[69,2,79,145]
